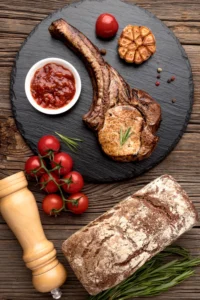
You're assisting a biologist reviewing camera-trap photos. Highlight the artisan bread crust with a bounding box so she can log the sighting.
[62,175,198,295]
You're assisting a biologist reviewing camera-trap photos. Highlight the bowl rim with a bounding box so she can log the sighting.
[24,57,82,115]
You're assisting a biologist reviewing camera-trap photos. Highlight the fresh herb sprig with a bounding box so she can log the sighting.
[120,127,132,146]
[55,132,83,152]
[89,246,200,300]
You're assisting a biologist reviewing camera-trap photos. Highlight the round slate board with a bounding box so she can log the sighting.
[10,0,193,183]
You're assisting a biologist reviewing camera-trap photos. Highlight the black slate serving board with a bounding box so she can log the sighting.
[10,0,193,183]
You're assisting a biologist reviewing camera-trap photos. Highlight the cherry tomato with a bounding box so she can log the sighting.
[25,156,46,177]
[38,135,60,156]
[62,171,84,194]
[67,193,89,214]
[42,194,63,216]
[51,152,73,176]
[96,13,119,39]
[40,172,59,193]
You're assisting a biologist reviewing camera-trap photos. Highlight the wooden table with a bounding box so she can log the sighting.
[0,0,200,299]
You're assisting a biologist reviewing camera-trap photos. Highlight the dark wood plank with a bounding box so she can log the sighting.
[0,0,200,299]
[165,21,200,45]
[0,0,200,21]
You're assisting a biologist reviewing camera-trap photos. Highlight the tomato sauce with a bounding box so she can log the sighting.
[31,63,76,109]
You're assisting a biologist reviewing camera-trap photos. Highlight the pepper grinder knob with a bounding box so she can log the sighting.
[0,172,67,295]
[51,288,62,299]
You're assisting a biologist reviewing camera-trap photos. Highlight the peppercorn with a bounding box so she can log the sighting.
[167,79,171,83]
[100,48,107,55]
[157,75,161,79]
[157,68,162,73]
[172,98,176,103]
[155,81,160,86]
[171,76,176,81]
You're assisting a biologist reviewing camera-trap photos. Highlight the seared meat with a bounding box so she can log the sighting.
[98,106,158,161]
[49,19,161,162]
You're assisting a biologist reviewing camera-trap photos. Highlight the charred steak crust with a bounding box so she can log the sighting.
[62,175,198,295]
[49,19,161,162]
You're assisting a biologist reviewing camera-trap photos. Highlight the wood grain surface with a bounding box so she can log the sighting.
[0,0,200,299]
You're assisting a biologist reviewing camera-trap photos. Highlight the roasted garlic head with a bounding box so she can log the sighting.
[118,25,156,64]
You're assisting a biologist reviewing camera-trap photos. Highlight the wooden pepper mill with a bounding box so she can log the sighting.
[0,171,67,299]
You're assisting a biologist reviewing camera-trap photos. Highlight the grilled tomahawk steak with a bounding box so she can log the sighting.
[49,19,161,162]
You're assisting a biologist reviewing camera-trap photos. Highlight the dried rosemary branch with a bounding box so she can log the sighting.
[89,246,200,300]
[120,127,132,146]
[55,132,83,152]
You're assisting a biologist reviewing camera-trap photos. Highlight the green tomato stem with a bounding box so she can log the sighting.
[38,155,75,214]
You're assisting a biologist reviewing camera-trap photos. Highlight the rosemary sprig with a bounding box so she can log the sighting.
[89,246,200,300]
[55,132,83,152]
[120,127,132,146]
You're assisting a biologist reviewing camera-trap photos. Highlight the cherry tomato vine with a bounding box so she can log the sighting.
[25,135,88,216]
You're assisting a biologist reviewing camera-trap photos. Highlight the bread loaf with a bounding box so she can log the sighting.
[62,175,198,295]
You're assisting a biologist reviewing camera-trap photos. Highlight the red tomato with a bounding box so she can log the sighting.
[38,135,60,156]
[51,152,73,176]
[96,13,119,39]
[25,156,46,177]
[62,171,84,193]
[42,194,63,216]
[40,172,59,193]
[67,193,89,214]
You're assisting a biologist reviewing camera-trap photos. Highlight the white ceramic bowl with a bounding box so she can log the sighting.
[25,57,81,115]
